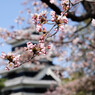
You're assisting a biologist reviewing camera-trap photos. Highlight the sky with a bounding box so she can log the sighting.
[0,0,24,54]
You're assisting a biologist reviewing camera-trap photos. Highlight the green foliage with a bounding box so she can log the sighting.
[0,78,6,90]
[75,91,87,95]
[63,70,84,83]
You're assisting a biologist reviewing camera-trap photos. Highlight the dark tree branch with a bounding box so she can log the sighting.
[67,11,94,22]
[89,44,95,49]
[61,19,92,44]
[41,0,95,22]
[41,0,61,15]
[73,18,92,35]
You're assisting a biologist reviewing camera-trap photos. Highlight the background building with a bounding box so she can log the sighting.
[0,28,63,95]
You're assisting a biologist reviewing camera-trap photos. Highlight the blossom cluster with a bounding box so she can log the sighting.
[1,52,21,70]
[31,9,68,35]
[50,11,68,32]
[0,28,11,41]
[31,11,48,24]
[0,39,51,70]
[31,11,48,34]
[61,0,69,10]
[25,40,50,56]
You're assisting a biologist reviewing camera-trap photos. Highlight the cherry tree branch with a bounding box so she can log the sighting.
[54,18,92,44]
[41,0,95,22]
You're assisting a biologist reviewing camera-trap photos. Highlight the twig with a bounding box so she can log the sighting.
[72,18,92,36]
[62,19,92,44]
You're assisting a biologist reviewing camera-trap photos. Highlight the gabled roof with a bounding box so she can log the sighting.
[2,65,62,87]
[34,67,61,82]
[10,92,43,95]
[2,67,61,90]
[4,76,57,87]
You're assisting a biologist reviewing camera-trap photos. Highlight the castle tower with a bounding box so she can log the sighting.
[0,27,62,95]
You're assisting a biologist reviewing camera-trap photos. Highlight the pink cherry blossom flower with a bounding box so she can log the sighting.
[41,10,48,17]
[27,44,34,49]
[32,1,38,6]
[40,36,45,40]
[39,43,45,49]
[37,14,42,21]
[92,58,95,62]
[27,41,31,45]
[51,17,56,22]
[59,24,64,32]
[5,67,9,71]
[92,19,95,26]
[50,11,56,16]
[61,0,69,4]
[58,15,68,24]
[50,0,55,4]
[73,38,80,45]
[50,11,56,21]
[7,62,14,70]
[42,27,47,33]
[13,55,20,62]
[29,49,33,53]
[36,24,42,32]
[1,52,6,59]
[58,16,61,20]
[47,45,51,49]
[41,47,46,55]
[54,27,59,32]
[61,16,68,24]
[27,42,36,50]
[14,62,21,67]
[31,13,38,24]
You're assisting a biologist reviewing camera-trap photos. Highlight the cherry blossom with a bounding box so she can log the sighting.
[92,19,95,26]
[13,55,21,63]
[7,62,14,70]
[50,11,56,22]
[59,24,64,32]
[0,0,95,94]
[50,0,55,4]
[36,24,42,32]
[1,52,7,59]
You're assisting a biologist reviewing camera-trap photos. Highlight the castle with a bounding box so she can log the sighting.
[0,27,63,95]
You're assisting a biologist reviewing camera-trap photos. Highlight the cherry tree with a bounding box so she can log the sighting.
[0,0,95,95]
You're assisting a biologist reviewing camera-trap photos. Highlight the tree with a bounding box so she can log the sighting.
[0,0,95,95]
